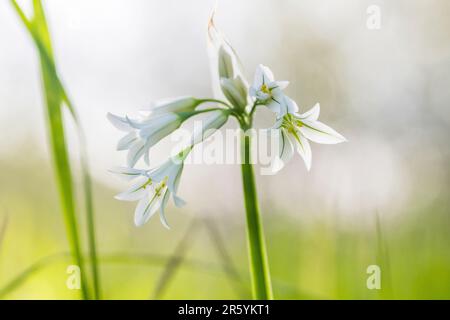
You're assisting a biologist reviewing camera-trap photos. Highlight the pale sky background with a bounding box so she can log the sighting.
[1,0,449,223]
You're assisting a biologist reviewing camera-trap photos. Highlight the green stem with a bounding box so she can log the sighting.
[239,128,273,300]
[249,101,260,119]
[80,148,101,300]
[42,66,90,300]
[198,98,232,109]
[11,0,94,299]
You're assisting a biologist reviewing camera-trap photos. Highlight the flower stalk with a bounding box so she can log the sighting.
[240,128,274,300]
[109,12,346,301]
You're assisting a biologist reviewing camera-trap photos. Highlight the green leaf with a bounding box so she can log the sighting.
[10,0,101,300]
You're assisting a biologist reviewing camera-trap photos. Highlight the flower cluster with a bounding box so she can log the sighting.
[250,65,346,172]
[108,18,346,228]
[108,105,229,228]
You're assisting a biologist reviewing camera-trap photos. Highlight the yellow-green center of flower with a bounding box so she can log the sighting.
[260,84,271,94]
[282,114,303,134]
[142,179,153,189]
[154,177,168,196]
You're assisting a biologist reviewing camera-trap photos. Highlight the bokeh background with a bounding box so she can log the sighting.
[0,0,449,299]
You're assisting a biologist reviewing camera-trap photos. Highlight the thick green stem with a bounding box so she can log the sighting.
[240,130,273,300]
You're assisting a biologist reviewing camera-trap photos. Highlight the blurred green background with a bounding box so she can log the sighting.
[0,0,449,299]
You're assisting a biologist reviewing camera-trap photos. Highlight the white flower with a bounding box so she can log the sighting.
[250,64,291,116]
[111,154,186,228]
[269,102,346,172]
[111,110,230,228]
[108,112,184,167]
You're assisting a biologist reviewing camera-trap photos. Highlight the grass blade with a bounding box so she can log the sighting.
[375,211,393,298]
[202,218,249,298]
[0,253,67,299]
[0,252,244,299]
[151,220,199,299]
[0,215,8,258]
[10,0,101,299]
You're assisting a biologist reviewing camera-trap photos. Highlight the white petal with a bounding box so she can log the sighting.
[256,91,271,101]
[269,81,289,91]
[266,97,282,115]
[127,139,146,167]
[299,103,320,121]
[284,96,299,114]
[159,190,171,229]
[290,133,312,171]
[167,163,186,207]
[117,132,138,151]
[148,160,173,183]
[167,162,183,195]
[253,65,265,88]
[114,176,150,201]
[140,118,181,140]
[150,96,199,116]
[107,113,133,132]
[191,110,228,145]
[260,65,275,84]
[173,194,186,207]
[299,120,347,144]
[149,157,185,206]
[109,166,148,181]
[144,144,151,166]
[135,113,180,133]
[270,129,294,173]
[139,118,182,157]
[134,191,162,226]
[271,118,284,129]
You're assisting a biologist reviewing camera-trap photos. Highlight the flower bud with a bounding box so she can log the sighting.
[220,76,247,110]
[218,46,234,79]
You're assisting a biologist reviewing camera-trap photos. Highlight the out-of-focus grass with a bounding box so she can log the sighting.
[10,0,100,299]
[0,154,449,299]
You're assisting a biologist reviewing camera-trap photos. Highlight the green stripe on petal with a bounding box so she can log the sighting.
[299,120,346,145]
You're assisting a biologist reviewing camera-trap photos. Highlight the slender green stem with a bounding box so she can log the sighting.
[80,144,101,300]
[249,101,260,119]
[239,126,273,300]
[191,108,225,115]
[11,0,95,299]
[42,65,90,300]
[198,98,232,109]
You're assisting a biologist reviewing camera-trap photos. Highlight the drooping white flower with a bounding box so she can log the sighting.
[111,110,230,228]
[269,101,346,172]
[109,166,150,181]
[108,112,185,168]
[111,153,186,228]
[249,64,291,116]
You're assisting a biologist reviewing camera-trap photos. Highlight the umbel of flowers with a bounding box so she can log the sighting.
[108,13,345,299]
